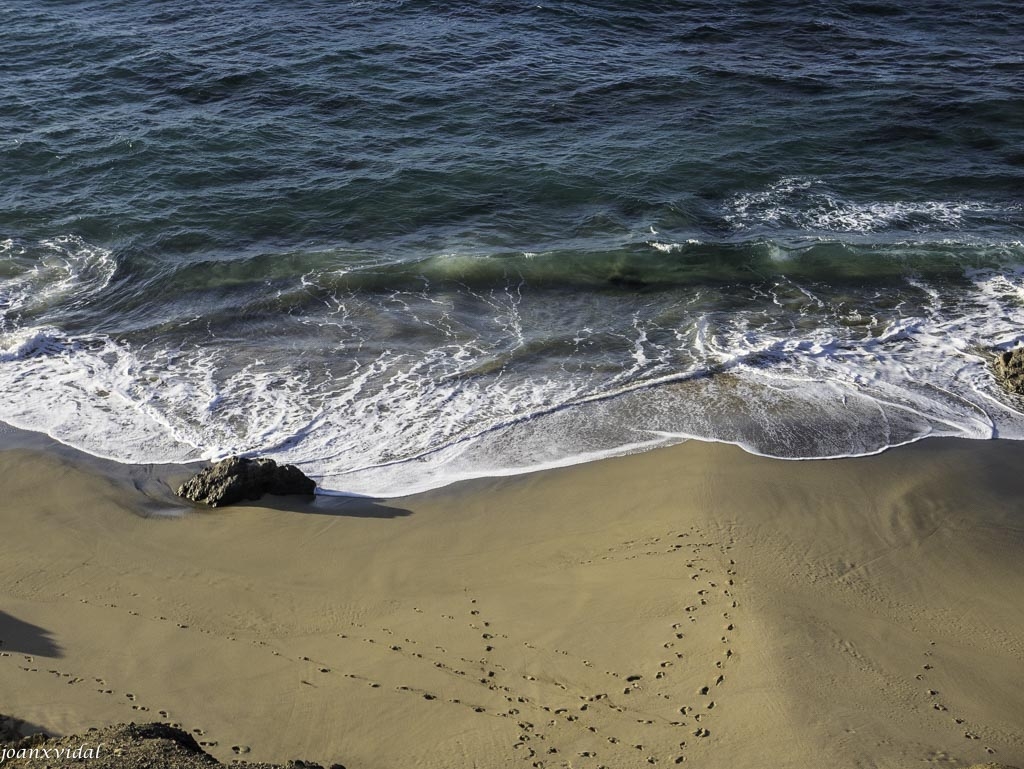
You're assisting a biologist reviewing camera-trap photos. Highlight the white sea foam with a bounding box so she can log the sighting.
[0,327,69,362]
[648,240,700,253]
[726,177,1020,233]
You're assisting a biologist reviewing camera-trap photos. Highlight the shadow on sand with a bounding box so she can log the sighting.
[0,611,62,658]
[0,712,51,742]
[240,493,415,519]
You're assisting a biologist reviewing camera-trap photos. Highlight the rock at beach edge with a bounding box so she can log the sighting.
[176,456,316,507]
[993,348,1024,395]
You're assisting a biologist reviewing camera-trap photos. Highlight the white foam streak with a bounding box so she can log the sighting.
[648,239,700,253]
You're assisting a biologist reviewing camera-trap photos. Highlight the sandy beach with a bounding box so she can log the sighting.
[1,434,1023,769]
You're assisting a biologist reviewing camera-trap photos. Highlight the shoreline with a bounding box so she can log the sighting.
[2,430,1023,768]
[0,415,1010,503]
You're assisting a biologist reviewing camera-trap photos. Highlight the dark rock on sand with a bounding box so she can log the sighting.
[993,348,1024,394]
[0,721,343,769]
[177,456,316,507]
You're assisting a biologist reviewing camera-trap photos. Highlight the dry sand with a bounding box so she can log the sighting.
[1,435,1022,769]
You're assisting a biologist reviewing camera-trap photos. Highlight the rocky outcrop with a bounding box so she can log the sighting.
[176,456,316,507]
[0,721,344,769]
[993,348,1024,395]
[1,717,1016,769]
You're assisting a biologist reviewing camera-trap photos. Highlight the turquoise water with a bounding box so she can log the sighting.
[2,1,1023,494]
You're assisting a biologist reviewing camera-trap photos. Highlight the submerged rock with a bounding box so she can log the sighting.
[992,348,1024,394]
[177,456,316,507]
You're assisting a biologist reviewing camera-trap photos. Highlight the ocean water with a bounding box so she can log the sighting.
[2,0,1023,496]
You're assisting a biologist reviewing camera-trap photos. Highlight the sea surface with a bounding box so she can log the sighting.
[2,0,1023,496]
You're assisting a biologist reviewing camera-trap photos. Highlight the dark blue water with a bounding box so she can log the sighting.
[2,1,1023,494]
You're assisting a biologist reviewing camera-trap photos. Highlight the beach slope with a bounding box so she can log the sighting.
[1,438,1022,768]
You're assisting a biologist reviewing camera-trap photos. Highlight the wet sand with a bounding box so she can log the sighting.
[1,434,1022,768]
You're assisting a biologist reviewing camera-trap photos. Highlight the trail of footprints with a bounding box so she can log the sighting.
[327,524,741,767]
[0,651,216,748]
[915,641,1000,758]
[0,591,260,755]
[0,525,739,766]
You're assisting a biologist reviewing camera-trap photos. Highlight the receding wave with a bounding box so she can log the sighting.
[3,233,1024,497]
